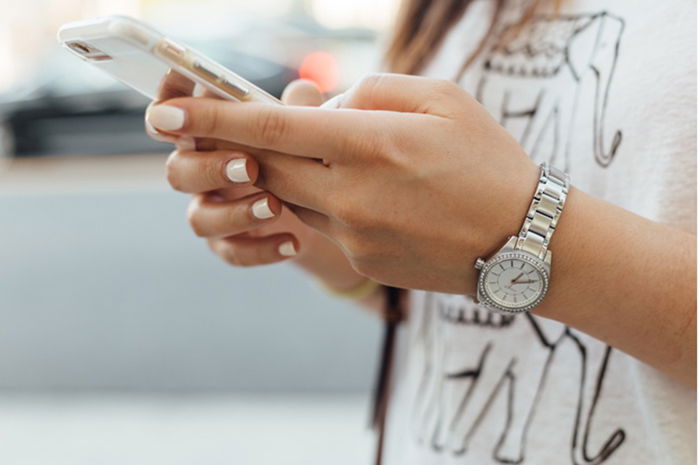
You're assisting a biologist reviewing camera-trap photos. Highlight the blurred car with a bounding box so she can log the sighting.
[0,40,297,158]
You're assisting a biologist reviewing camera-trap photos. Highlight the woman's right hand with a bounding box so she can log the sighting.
[146,80,371,291]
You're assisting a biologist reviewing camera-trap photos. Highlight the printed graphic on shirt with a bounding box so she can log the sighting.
[411,295,626,465]
[475,11,625,170]
[411,10,628,465]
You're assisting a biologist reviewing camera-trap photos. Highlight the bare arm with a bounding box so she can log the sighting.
[533,186,696,386]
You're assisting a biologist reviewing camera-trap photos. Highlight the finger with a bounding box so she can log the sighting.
[188,192,281,238]
[151,70,228,148]
[166,150,259,193]
[340,73,462,115]
[208,233,298,266]
[146,97,376,161]
[156,69,196,101]
[252,150,331,212]
[281,79,323,106]
[145,103,196,149]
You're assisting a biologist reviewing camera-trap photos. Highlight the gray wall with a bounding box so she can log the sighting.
[0,191,381,392]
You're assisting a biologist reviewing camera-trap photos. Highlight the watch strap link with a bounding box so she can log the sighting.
[516,163,570,259]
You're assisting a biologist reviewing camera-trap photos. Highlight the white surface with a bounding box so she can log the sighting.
[0,394,374,465]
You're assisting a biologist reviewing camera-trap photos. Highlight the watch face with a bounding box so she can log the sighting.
[478,252,549,313]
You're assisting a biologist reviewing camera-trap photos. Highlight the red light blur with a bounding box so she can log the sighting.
[299,51,339,93]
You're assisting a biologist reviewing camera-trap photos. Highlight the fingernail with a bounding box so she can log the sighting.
[177,136,196,151]
[146,105,185,131]
[278,241,297,257]
[145,119,159,135]
[225,158,250,183]
[145,120,177,143]
[252,198,275,219]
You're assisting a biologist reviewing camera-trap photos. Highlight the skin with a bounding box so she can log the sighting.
[148,80,380,299]
[147,74,696,387]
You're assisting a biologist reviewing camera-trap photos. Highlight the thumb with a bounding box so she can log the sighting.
[281,79,324,107]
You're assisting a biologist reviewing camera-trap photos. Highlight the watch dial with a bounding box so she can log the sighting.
[482,257,546,310]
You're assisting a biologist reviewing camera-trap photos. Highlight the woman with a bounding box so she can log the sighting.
[145,0,696,463]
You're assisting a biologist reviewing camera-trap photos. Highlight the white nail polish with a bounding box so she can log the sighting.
[145,119,158,135]
[145,120,177,143]
[278,241,297,257]
[177,136,196,151]
[226,158,250,183]
[146,105,185,131]
[252,198,274,219]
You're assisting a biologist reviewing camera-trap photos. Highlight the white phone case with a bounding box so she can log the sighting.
[57,15,281,104]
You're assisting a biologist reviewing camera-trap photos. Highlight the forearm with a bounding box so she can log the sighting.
[534,186,697,386]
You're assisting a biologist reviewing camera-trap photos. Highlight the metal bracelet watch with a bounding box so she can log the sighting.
[474,162,570,313]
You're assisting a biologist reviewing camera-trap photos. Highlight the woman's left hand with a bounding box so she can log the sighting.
[146,73,541,294]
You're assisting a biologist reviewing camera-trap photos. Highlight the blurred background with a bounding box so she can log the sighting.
[0,0,398,463]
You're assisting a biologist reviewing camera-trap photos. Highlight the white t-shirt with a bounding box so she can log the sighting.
[382,1,696,464]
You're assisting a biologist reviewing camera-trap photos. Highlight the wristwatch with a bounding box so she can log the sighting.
[474,162,570,313]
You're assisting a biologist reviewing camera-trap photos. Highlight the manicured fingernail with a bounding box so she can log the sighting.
[146,105,185,131]
[145,120,176,142]
[145,119,158,135]
[278,241,297,257]
[177,136,196,151]
[252,198,275,219]
[226,158,250,183]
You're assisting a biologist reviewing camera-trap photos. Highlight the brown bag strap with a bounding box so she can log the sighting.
[371,286,404,465]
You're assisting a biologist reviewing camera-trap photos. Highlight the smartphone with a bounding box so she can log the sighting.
[57,15,282,105]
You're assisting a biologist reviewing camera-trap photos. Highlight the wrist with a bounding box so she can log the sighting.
[463,163,541,295]
[473,162,569,313]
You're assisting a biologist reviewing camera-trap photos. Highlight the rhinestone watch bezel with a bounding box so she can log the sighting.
[477,251,550,314]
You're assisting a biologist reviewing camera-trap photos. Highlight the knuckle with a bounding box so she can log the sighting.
[365,132,392,161]
[201,157,223,189]
[186,199,206,237]
[222,245,243,267]
[350,73,387,106]
[255,109,287,146]
[227,202,250,229]
[165,151,184,191]
[337,125,389,161]
[249,246,269,267]
[194,102,222,137]
[358,73,385,96]
[432,79,461,99]
[380,138,411,172]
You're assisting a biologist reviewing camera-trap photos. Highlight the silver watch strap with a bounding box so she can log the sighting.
[515,163,570,259]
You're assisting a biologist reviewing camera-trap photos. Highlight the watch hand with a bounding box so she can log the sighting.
[510,272,525,284]
[511,279,537,285]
